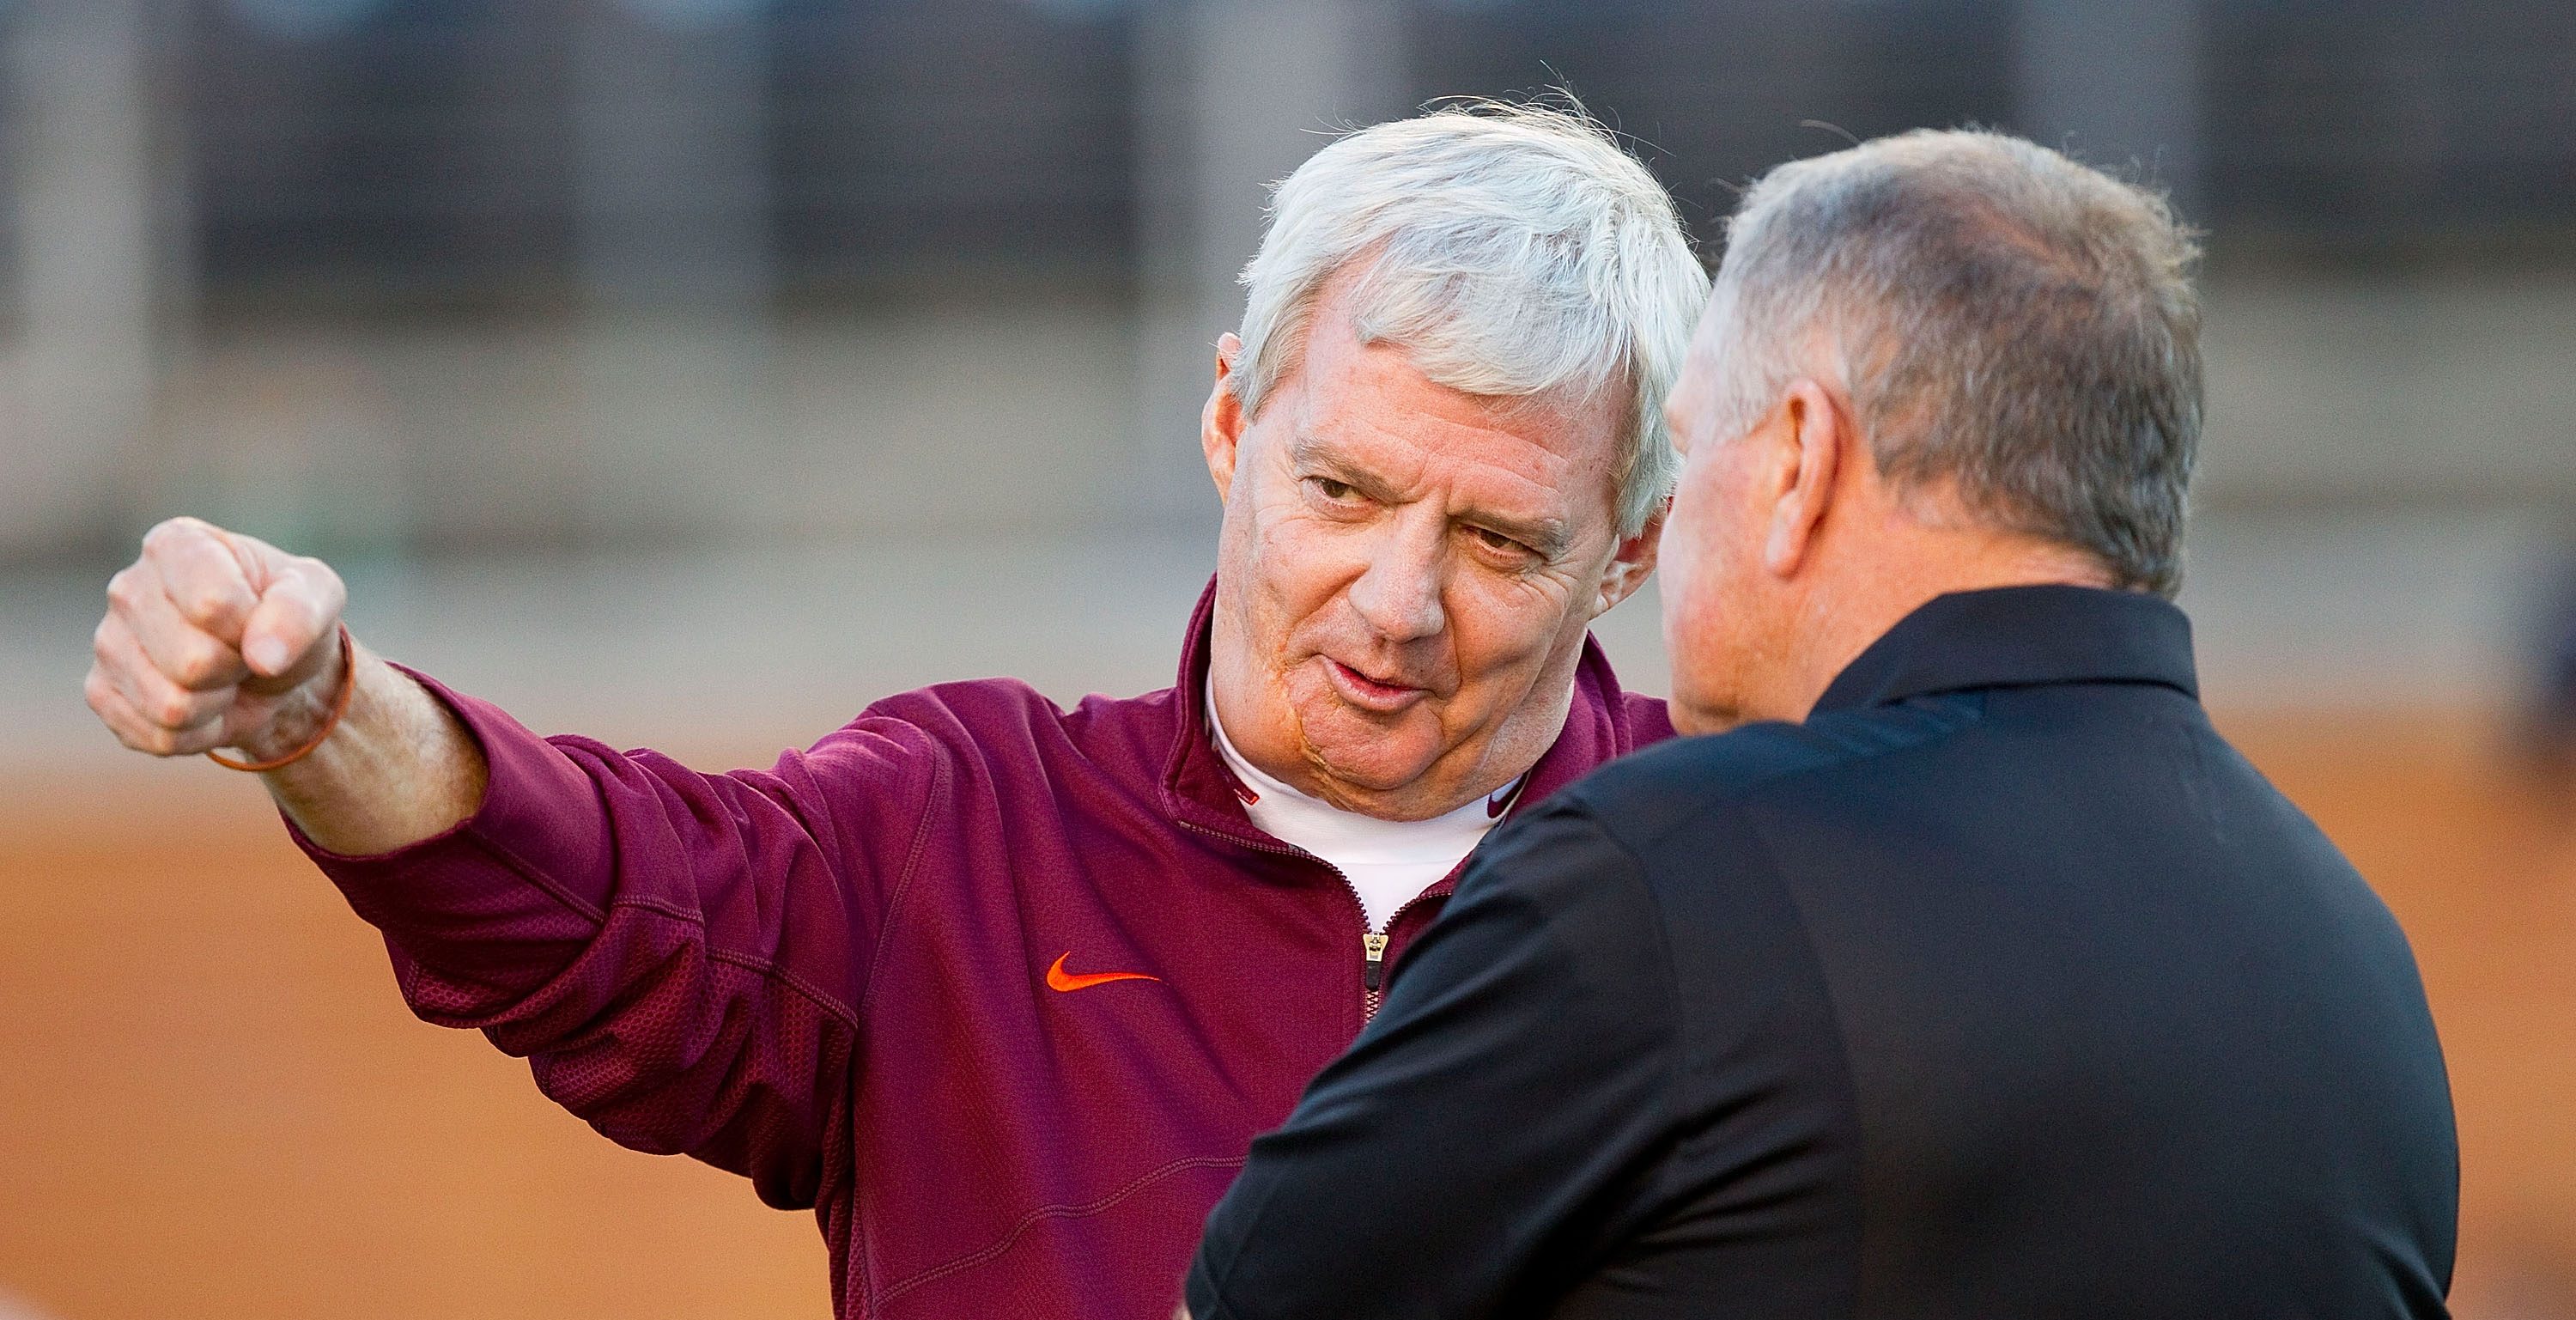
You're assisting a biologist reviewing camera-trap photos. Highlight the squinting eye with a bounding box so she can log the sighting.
[1472,527,1533,557]
[1313,478,1358,502]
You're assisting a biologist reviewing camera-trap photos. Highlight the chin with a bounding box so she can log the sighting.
[1667,660,1745,737]
[1307,745,1438,797]
[1295,706,1443,796]
[1670,701,1742,738]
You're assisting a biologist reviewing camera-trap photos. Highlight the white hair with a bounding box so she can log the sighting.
[1229,101,1710,538]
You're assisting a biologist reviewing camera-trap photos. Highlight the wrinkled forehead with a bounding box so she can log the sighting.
[1279,331,1625,548]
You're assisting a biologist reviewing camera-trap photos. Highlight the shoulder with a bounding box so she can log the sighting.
[818,676,1172,746]
[1415,799,1675,1047]
[849,675,1066,731]
[797,676,1178,789]
[1453,736,1879,1138]
[1560,696,1984,858]
[1618,691,1680,748]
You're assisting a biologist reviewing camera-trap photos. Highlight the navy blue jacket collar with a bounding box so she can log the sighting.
[1812,585,2198,715]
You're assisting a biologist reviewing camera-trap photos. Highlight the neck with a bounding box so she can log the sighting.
[1769,528,2116,722]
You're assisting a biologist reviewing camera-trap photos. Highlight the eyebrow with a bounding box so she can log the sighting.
[1289,434,1406,506]
[1476,512,1572,559]
[1290,434,1574,559]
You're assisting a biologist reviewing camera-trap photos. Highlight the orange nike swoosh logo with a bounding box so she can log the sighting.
[1046,952,1162,993]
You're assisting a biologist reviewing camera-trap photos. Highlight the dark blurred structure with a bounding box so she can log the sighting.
[156,0,2576,306]
[185,0,1143,307]
[1,0,2572,561]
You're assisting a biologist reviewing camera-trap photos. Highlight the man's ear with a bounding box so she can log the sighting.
[1592,495,1666,619]
[1202,333,1248,505]
[1761,379,1850,579]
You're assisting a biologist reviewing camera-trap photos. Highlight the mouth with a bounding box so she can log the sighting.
[1322,657,1431,714]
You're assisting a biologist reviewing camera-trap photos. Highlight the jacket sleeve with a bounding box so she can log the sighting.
[1184,800,1682,1320]
[294,667,943,1211]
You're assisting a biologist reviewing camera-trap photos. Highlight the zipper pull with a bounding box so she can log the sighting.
[1362,931,1388,992]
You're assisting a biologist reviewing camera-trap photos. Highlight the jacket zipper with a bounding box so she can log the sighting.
[1361,931,1388,1018]
[1359,885,1455,1023]
[1175,817,1387,1022]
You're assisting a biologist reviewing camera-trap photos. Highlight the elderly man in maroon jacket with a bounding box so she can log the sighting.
[83,104,1706,1318]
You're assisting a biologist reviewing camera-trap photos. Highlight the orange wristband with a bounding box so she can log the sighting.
[207,624,357,773]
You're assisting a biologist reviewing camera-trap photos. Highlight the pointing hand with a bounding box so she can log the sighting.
[86,516,351,762]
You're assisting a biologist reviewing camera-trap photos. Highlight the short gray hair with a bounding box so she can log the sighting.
[1230,101,1710,538]
[1709,129,2203,595]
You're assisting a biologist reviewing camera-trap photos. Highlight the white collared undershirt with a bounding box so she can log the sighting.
[1206,690,1522,932]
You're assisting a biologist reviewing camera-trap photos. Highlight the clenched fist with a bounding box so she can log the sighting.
[87,516,350,762]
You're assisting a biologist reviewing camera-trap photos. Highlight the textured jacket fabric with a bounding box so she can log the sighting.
[293,581,1674,1318]
[1189,586,2458,1319]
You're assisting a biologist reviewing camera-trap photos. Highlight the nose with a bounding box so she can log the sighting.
[1346,514,1447,644]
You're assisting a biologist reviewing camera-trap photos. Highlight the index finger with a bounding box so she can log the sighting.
[112,556,252,693]
[142,518,261,642]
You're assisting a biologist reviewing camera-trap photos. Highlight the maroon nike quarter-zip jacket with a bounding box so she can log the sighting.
[293,581,1674,1318]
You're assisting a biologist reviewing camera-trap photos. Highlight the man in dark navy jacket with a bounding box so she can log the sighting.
[1186,130,2459,1319]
